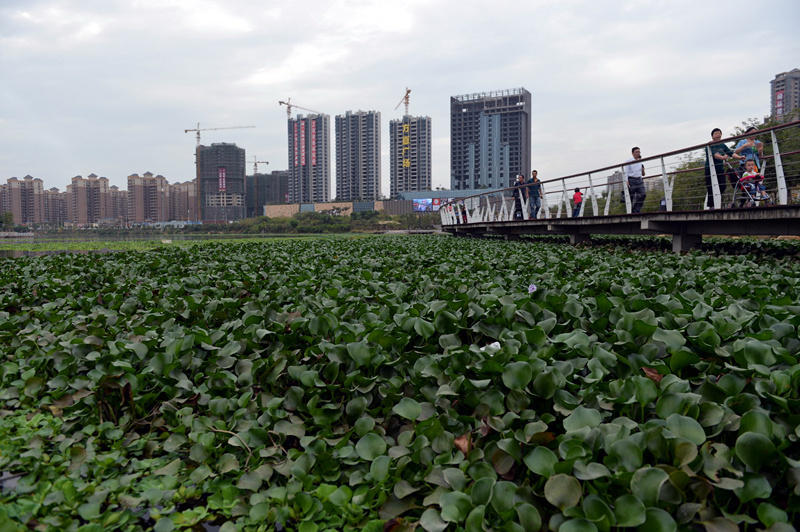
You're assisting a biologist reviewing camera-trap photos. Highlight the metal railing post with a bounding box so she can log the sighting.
[587,173,598,216]
[621,166,632,214]
[660,157,673,211]
[541,185,551,218]
[706,146,722,209]
[770,130,788,205]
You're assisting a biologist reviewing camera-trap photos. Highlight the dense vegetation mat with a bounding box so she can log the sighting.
[0,236,798,531]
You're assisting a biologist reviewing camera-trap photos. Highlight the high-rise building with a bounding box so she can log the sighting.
[4,175,45,225]
[196,143,246,223]
[246,171,288,217]
[287,114,330,203]
[450,88,531,191]
[66,174,111,226]
[335,110,381,201]
[43,187,67,226]
[109,185,128,224]
[169,180,197,222]
[771,68,800,120]
[127,172,169,223]
[390,115,432,198]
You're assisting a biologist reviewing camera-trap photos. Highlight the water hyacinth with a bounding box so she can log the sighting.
[0,235,798,531]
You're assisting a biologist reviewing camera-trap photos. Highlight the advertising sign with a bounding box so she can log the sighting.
[413,198,433,212]
[776,89,784,116]
[300,121,306,166]
[311,120,317,166]
[218,167,226,192]
[293,122,298,167]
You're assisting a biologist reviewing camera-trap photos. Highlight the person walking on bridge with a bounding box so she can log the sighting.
[704,128,742,208]
[624,147,646,213]
[527,170,542,219]
[572,188,583,217]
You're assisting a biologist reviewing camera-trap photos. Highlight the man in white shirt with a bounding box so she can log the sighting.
[624,146,646,213]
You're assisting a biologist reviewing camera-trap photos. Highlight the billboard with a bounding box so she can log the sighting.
[776,89,785,116]
[413,198,451,212]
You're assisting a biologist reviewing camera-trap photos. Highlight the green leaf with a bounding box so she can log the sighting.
[491,481,517,514]
[77,502,101,520]
[582,494,614,524]
[559,519,598,532]
[613,494,646,527]
[734,432,776,471]
[524,446,558,477]
[607,439,643,472]
[393,397,422,420]
[757,502,788,527]
[502,361,533,390]
[665,414,706,445]
[439,491,472,522]
[652,328,686,351]
[642,508,676,532]
[154,517,175,532]
[563,406,602,432]
[734,474,772,503]
[414,318,435,339]
[516,502,542,531]
[470,477,495,505]
[544,474,581,510]
[465,505,486,532]
[355,433,387,461]
[630,467,669,507]
[249,502,269,521]
[346,341,372,366]
[443,468,467,491]
[370,455,391,482]
[419,508,448,532]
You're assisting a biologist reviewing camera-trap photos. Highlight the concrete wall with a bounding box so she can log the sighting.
[314,201,353,214]
[264,203,300,217]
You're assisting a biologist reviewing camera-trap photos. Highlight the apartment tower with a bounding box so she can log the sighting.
[127,172,169,223]
[450,88,531,190]
[389,115,432,198]
[287,114,330,203]
[771,68,800,120]
[196,143,246,222]
[66,174,111,226]
[245,171,288,217]
[335,110,381,201]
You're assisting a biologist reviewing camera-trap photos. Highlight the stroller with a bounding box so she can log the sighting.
[727,160,774,208]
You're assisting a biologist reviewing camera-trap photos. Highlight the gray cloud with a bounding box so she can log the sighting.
[1,0,798,194]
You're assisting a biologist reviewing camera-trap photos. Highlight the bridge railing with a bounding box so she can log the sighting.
[440,119,800,226]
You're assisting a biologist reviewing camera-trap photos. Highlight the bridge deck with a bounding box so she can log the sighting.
[444,206,800,252]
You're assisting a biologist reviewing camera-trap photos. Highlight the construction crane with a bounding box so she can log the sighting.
[278,98,323,118]
[184,123,256,145]
[252,157,269,175]
[393,87,412,116]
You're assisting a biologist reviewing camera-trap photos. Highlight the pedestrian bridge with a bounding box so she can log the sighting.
[440,120,800,252]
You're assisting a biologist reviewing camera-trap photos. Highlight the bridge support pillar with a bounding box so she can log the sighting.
[569,234,590,245]
[672,233,701,253]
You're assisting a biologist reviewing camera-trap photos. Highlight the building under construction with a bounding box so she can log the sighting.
[196,143,246,223]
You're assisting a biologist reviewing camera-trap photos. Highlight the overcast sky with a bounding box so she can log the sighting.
[1,0,798,195]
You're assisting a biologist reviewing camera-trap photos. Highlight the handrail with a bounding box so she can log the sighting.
[442,119,800,208]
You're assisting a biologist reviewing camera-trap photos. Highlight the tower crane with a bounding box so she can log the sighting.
[278,98,323,118]
[393,87,412,116]
[252,157,269,175]
[184,123,256,145]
